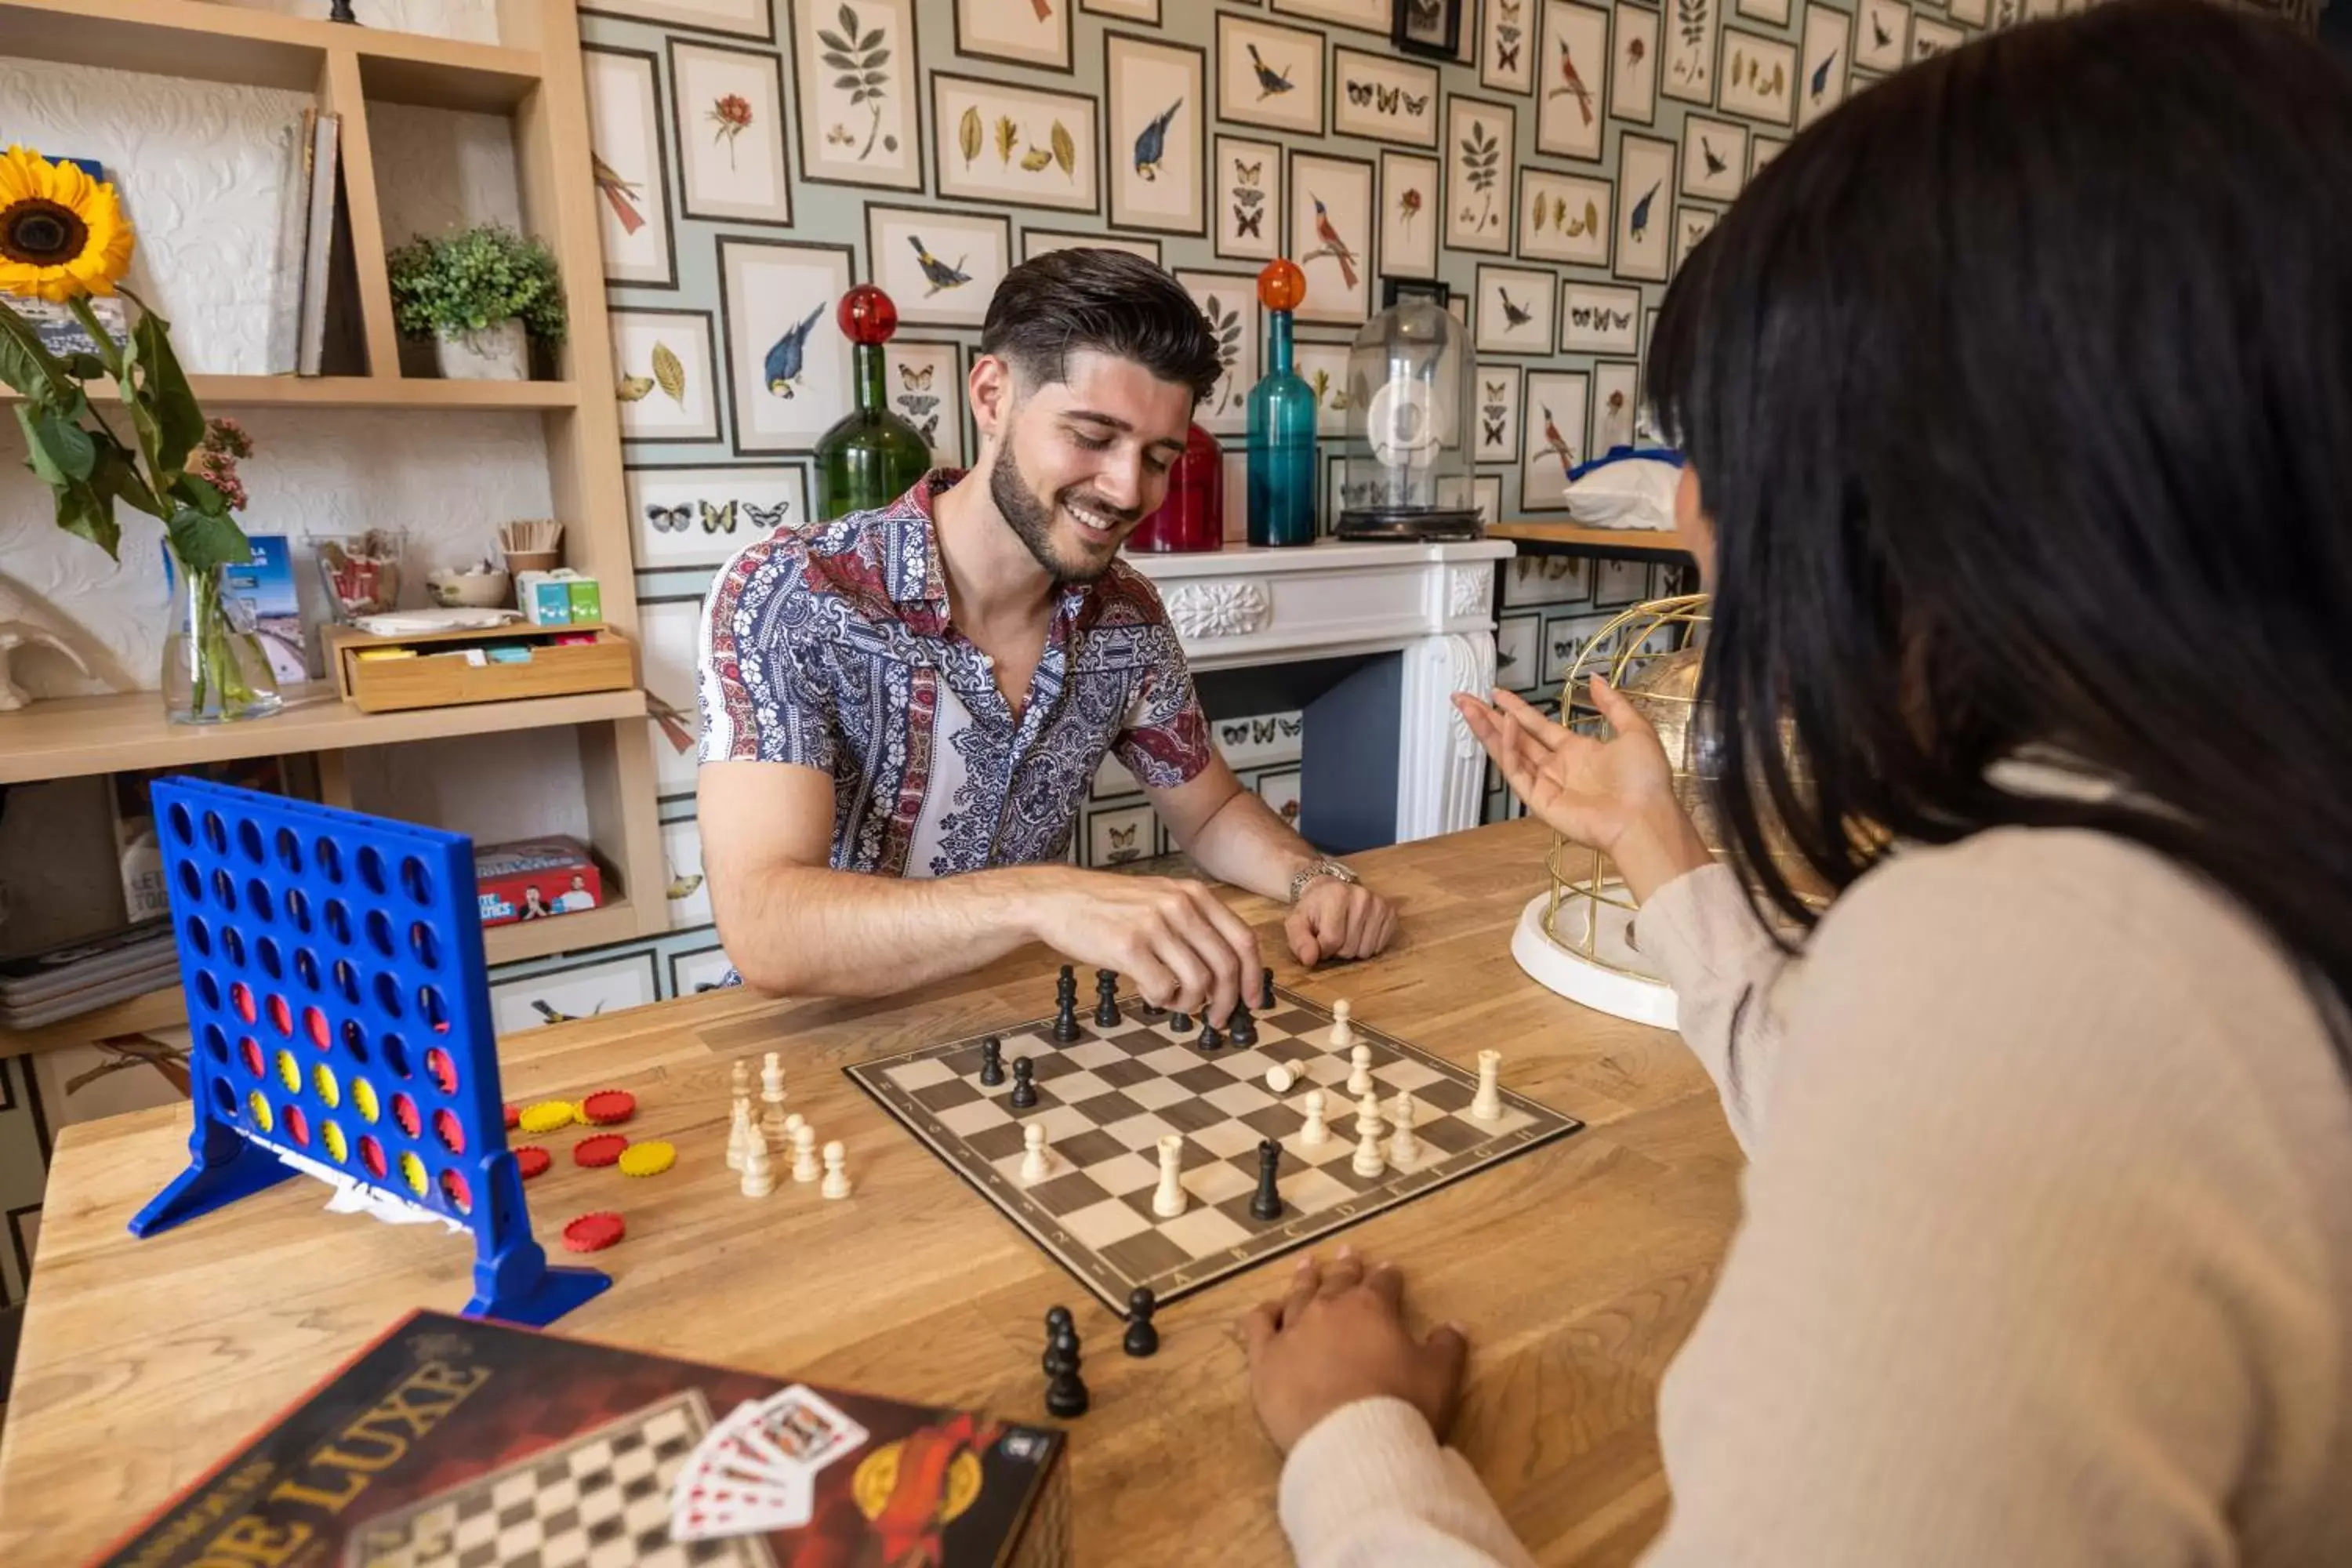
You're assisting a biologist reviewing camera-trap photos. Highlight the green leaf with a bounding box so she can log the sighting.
[0,303,74,405]
[132,307,205,474]
[822,49,858,67]
[171,469,230,517]
[62,351,108,380]
[64,296,125,380]
[89,439,161,517]
[817,27,851,49]
[55,481,122,560]
[165,503,250,575]
[27,406,96,482]
[858,27,881,49]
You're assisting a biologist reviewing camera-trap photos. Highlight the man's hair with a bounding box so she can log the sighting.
[980,249,1224,405]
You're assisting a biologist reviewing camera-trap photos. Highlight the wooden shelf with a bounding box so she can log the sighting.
[481,895,640,966]
[1488,520,1695,560]
[0,0,544,111]
[0,685,647,786]
[0,374,581,410]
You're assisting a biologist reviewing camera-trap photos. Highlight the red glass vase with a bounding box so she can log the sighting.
[1127,423,1225,552]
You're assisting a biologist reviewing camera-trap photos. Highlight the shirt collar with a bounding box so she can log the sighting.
[889,467,1101,633]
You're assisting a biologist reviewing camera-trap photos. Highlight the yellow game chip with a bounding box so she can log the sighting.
[517,1100,576,1134]
[616,1140,676,1178]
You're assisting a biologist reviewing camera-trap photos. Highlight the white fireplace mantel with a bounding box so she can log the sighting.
[1123,538,1516,844]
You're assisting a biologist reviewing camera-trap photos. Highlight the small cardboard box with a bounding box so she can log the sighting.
[474,836,603,926]
[517,572,573,626]
[564,577,602,623]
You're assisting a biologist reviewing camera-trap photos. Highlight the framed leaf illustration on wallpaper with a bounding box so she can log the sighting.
[1023,229,1161,263]
[1176,270,1261,436]
[1519,168,1610,267]
[1293,339,1353,436]
[1214,136,1283,262]
[934,74,1102,213]
[1535,2,1610,162]
[1661,0,1719,106]
[1798,3,1851,129]
[1444,95,1515,254]
[953,0,1073,73]
[612,308,720,442]
[1289,151,1376,325]
[1615,132,1675,282]
[717,238,855,454]
[1719,27,1797,126]
[1378,151,1439,278]
[1612,3,1658,124]
[668,40,792,227]
[584,0,771,42]
[626,463,808,572]
[583,47,677,289]
[1218,14,1327,136]
[1331,49,1440,149]
[1474,263,1556,356]
[866,205,1011,328]
[1481,0,1534,96]
[1107,31,1207,236]
[791,0,923,191]
[883,340,968,465]
[1591,361,1640,456]
[1522,370,1591,510]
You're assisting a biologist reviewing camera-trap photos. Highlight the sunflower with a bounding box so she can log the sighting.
[0,145,135,303]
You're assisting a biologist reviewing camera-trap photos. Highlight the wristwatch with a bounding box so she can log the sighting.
[1286,857,1359,906]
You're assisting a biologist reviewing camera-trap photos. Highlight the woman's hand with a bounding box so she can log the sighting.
[1452,679,1716,903]
[1239,1247,1468,1454]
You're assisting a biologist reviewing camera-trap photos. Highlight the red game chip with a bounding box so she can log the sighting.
[514,1145,552,1179]
[560,1211,626,1253]
[579,1089,636,1126]
[504,1103,521,1130]
[573,1133,630,1168]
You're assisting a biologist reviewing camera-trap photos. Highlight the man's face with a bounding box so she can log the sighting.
[983,349,1195,584]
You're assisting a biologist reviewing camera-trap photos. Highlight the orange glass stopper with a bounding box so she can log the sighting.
[1257,259,1307,314]
[839,285,898,346]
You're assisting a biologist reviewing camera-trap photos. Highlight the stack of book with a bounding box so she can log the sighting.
[270,108,347,376]
[0,921,178,1032]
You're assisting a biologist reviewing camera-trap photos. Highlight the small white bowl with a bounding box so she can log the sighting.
[426,567,513,608]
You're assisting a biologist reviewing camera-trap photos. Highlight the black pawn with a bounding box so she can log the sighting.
[1043,1305,1074,1374]
[1197,1017,1224,1051]
[1123,1287,1159,1358]
[1229,1002,1258,1048]
[1009,1056,1038,1109]
[1053,990,1081,1044]
[1045,1328,1089,1418]
[1170,1011,1193,1033]
[978,1036,1005,1087]
[1249,1138,1283,1221]
[1094,969,1122,1027]
[1260,967,1276,1011]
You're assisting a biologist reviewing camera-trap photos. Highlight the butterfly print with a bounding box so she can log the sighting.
[645,503,692,533]
[898,363,934,390]
[700,499,738,534]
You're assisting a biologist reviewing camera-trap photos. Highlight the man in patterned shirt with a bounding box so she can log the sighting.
[697,249,1398,1025]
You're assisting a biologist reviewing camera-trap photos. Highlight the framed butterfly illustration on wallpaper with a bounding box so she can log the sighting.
[1474,263,1556,355]
[717,238,855,454]
[1392,0,1465,61]
[1444,95,1515,254]
[790,0,923,191]
[1331,49,1439,149]
[1378,150,1439,278]
[1535,2,1610,162]
[883,340,968,465]
[1612,2,1658,124]
[933,74,1102,213]
[668,39,793,227]
[582,47,677,289]
[1214,136,1283,262]
[1475,362,1523,464]
[1518,167,1610,267]
[953,0,1073,73]
[1912,17,1964,59]
[1675,204,1719,274]
[1798,4,1851,129]
[625,463,808,572]
[1521,370,1591,511]
[612,308,720,442]
[866,205,1010,328]
[1107,31,1208,236]
[1561,280,1642,354]
[1288,151,1376,325]
[1614,132,1675,281]
[1218,14,1327,136]
[1481,0,1533,95]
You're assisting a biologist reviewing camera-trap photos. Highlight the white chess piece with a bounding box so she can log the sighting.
[1265,1062,1295,1094]
[1352,1110,1387,1178]
[760,1051,789,1144]
[1151,1133,1187,1218]
[1346,1044,1373,1098]
[784,1111,806,1142]
[1472,1049,1504,1123]
[1328,1000,1356,1051]
[726,1094,753,1172]
[1300,1090,1330,1145]
[739,1121,775,1197]
[1356,1087,1382,1138]
[1389,1091,1420,1166]
[820,1140,851,1200]
[1020,1123,1053,1184]
[792,1123,821,1183]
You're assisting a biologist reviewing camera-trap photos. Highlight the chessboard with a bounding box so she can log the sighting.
[847,985,1583,1313]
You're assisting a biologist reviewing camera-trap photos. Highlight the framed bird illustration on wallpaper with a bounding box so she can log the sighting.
[1522,369,1591,511]
[1798,4,1851,129]
[791,0,923,191]
[1855,0,1910,71]
[612,308,720,442]
[1218,14,1327,136]
[637,595,706,798]
[1214,136,1283,262]
[1330,49,1439,149]
[1474,263,1557,355]
[1615,131,1675,281]
[1750,135,1785,176]
[1288,151,1375,325]
[717,238,854,454]
[1536,2,1609,162]
[668,39,792,227]
[583,47,677,289]
[932,74,1102,212]
[1378,150,1439,278]
[866,205,1010,328]
[953,0,1073,72]
[1680,114,1748,202]
[1444,95,1515,254]
[1107,31,1207,235]
[1612,2,1658,124]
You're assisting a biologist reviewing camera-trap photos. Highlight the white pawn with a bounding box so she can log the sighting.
[1151,1133,1187,1219]
[820,1139,851,1200]
[1327,1000,1356,1051]
[1345,1044,1374,1098]
[1300,1089,1330,1145]
[726,1094,753,1172]
[1471,1049,1504,1123]
[1356,1087,1382,1138]
[784,1111,806,1143]
[1389,1091,1421,1167]
[1352,1109,1386,1178]
[792,1123,821,1183]
[1265,1062,1295,1094]
[739,1120,775,1197]
[760,1051,789,1145]
[1020,1123,1053,1184]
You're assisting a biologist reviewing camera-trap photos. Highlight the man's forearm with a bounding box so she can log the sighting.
[720,863,1043,997]
[1181,789,1325,903]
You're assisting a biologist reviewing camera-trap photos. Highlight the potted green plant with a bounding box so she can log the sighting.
[386,223,568,381]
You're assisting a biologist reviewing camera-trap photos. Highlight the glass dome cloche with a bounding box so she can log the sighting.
[1334,289,1481,542]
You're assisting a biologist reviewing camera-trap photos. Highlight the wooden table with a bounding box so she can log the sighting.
[0,818,1744,1566]
[1488,521,1695,562]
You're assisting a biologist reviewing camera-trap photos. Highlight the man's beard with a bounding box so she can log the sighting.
[989,430,1142,586]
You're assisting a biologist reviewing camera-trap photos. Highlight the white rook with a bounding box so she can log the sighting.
[1151,1134,1188,1218]
[1471,1049,1504,1123]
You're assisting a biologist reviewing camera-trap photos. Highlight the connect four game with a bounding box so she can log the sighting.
[130,776,609,1327]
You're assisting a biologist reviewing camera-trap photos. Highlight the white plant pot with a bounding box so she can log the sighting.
[435,319,528,381]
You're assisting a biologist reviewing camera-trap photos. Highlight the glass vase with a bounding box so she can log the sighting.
[814,340,933,521]
[1127,423,1225,551]
[162,554,284,725]
[1247,311,1318,547]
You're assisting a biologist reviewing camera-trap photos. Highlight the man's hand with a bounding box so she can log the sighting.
[1239,1247,1469,1454]
[1023,866,1261,1023]
[1286,877,1398,967]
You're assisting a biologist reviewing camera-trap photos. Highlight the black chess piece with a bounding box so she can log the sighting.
[1260,967,1276,1011]
[978,1036,1005,1087]
[1046,1304,1074,1338]
[1058,962,1075,993]
[1123,1287,1159,1358]
[1170,1011,1193,1033]
[1009,1056,1038,1109]
[1053,990,1081,1044]
[1249,1138,1283,1221]
[1045,1327,1090,1417]
[1094,969,1122,1027]
[1043,1305,1074,1374]
[1197,1017,1224,1051]
[327,0,359,21]
[1229,1001,1258,1048]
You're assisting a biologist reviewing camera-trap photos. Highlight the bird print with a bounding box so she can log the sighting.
[1309,193,1359,290]
[1133,100,1183,181]
[1031,0,1051,18]
[1552,40,1595,126]
[1497,287,1534,330]
[1629,180,1661,240]
[763,303,826,397]
[1247,42,1294,100]
[1540,405,1576,477]
[1871,13,1892,49]
[1811,47,1836,101]
[906,234,971,297]
[590,151,645,235]
[1701,137,1727,179]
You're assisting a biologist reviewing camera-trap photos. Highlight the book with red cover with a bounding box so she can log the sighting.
[93,1309,1068,1567]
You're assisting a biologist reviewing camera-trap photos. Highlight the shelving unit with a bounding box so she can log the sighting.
[0,0,666,1046]
[1488,520,1695,561]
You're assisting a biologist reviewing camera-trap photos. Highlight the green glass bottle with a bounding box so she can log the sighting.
[814,285,932,521]
[1247,259,1318,548]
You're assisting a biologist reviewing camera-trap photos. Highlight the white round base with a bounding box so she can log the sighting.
[1510,891,1680,1031]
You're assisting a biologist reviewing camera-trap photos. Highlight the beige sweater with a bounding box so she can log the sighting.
[1279,829,2352,1566]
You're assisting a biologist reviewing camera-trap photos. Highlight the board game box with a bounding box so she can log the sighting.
[474,837,604,926]
[94,1310,1067,1568]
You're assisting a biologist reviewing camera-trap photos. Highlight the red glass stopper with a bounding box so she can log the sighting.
[1257,259,1307,314]
[839,285,898,345]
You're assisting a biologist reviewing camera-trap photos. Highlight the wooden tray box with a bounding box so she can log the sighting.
[322,622,637,713]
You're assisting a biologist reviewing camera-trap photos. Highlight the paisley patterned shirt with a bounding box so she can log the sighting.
[698,470,1213,878]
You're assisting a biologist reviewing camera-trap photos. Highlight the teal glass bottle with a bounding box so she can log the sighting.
[1246,259,1318,548]
[814,285,932,521]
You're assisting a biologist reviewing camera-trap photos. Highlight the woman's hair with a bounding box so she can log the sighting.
[981,248,1224,404]
[1648,0,2352,1058]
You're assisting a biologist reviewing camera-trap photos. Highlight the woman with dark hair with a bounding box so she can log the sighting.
[1240,5,2352,1563]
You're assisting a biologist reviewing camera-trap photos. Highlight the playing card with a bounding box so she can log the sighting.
[747,1385,868,1474]
[670,1465,811,1541]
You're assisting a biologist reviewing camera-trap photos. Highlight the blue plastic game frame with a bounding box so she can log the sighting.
[131,777,610,1327]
